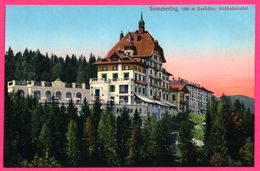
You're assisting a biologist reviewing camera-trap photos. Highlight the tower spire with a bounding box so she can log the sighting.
[138,12,145,34]
[120,30,124,40]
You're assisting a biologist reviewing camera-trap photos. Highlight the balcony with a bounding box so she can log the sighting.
[90,78,135,84]
[111,78,134,82]
[90,78,111,84]
[134,80,148,86]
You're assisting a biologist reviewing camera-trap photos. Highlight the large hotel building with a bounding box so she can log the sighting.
[7,14,213,118]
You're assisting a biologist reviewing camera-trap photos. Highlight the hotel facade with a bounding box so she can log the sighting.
[89,14,178,118]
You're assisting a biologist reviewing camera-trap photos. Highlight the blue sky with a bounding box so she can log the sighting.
[6,5,255,58]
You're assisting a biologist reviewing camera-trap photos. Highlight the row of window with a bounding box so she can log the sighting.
[149,60,162,70]
[101,65,131,71]
[149,69,169,80]
[101,64,144,72]
[134,85,146,95]
[94,85,129,96]
[101,72,130,81]
[188,87,210,95]
[109,95,129,104]
[149,89,169,100]
[35,90,82,101]
[189,101,207,109]
[135,73,145,82]
[18,90,82,101]
[150,78,169,89]
[109,85,129,94]
[190,94,207,101]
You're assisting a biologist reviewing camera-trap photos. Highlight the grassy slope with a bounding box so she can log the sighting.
[189,113,205,141]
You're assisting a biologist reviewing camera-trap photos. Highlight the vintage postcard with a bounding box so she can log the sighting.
[0,1,258,170]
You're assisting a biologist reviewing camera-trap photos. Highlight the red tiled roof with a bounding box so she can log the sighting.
[170,81,187,91]
[95,51,146,66]
[106,30,166,62]
[170,79,213,94]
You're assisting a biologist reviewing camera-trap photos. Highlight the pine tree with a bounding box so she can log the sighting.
[5,47,15,81]
[241,108,254,141]
[98,110,120,166]
[4,92,19,166]
[178,117,198,166]
[45,97,68,164]
[78,98,90,166]
[87,53,97,82]
[81,98,91,118]
[76,55,88,83]
[133,108,142,126]
[83,116,98,166]
[127,109,144,166]
[18,96,34,161]
[203,97,218,165]
[116,107,131,165]
[92,95,102,130]
[50,62,63,81]
[239,137,254,166]
[156,113,174,166]
[66,119,80,166]
[31,104,46,156]
[15,52,27,80]
[67,100,78,122]
[211,95,231,154]
[39,122,51,153]
[63,55,77,83]
[142,116,160,166]
[22,149,60,167]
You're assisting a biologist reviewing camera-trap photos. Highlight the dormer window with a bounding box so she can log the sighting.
[111,56,119,61]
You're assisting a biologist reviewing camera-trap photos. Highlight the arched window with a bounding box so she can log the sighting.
[45,91,51,100]
[76,92,82,104]
[18,90,25,97]
[34,90,41,101]
[66,92,72,99]
[76,92,82,99]
[56,91,62,100]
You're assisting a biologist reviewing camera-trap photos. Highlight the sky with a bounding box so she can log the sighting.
[6,5,255,98]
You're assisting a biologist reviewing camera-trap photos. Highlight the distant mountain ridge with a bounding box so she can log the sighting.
[228,95,255,113]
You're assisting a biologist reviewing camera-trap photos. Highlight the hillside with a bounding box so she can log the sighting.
[228,95,255,113]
